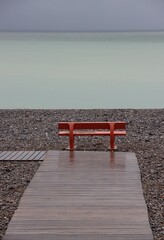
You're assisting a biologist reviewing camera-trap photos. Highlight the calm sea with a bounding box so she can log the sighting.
[0,32,164,109]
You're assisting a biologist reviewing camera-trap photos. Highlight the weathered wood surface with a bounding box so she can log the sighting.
[3,150,153,240]
[0,151,46,161]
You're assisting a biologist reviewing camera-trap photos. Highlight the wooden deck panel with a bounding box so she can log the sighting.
[3,150,153,240]
[0,151,46,161]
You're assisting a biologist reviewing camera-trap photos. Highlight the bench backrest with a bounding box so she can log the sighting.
[58,122,126,131]
[113,122,126,130]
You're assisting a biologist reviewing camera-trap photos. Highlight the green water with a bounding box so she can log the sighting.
[0,32,164,109]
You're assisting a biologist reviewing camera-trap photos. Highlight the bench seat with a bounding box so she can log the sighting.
[59,130,126,136]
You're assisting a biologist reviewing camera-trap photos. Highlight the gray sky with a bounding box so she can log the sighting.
[0,0,164,31]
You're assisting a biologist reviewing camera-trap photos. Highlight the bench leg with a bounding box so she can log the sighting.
[69,135,75,151]
[109,136,117,151]
[67,136,75,150]
[67,123,75,151]
[109,123,117,151]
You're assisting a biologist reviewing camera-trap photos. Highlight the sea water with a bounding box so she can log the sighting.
[0,32,164,109]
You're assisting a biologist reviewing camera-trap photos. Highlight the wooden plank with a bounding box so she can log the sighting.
[3,151,153,240]
[0,151,13,160]
[20,151,46,161]
[0,151,7,158]
[4,151,19,160]
[27,151,42,160]
[2,234,153,240]
[15,151,30,160]
[9,151,25,160]
[34,151,46,160]
[0,151,46,161]
[21,151,35,160]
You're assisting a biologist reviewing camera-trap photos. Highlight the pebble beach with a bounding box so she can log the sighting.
[0,109,163,240]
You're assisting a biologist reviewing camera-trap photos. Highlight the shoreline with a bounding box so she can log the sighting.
[0,109,163,240]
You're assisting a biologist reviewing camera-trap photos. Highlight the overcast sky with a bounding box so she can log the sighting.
[0,0,164,31]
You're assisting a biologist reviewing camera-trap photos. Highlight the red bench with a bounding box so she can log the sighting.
[58,122,126,151]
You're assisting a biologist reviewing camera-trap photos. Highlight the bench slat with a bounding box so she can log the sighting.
[58,122,126,130]
[59,131,126,136]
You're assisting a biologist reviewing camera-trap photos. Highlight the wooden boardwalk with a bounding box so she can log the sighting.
[0,151,46,161]
[3,150,153,240]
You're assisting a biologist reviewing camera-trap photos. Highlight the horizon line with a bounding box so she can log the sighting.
[0,29,164,33]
